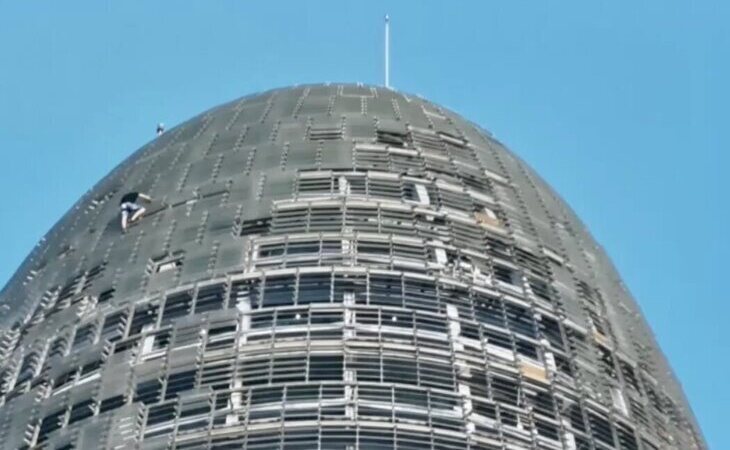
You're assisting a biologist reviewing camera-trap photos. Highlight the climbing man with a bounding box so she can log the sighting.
[156,123,165,136]
[120,191,152,232]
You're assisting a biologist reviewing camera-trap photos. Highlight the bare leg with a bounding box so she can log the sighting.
[121,210,129,232]
[130,207,146,224]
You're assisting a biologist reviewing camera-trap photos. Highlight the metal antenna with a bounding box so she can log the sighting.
[384,14,390,88]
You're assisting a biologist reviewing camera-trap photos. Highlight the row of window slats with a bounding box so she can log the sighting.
[1,266,690,449]
[4,162,552,366]
[264,194,557,308]
[7,123,494,344]
[32,353,630,450]
[0,283,692,442]
[18,114,500,322]
[2,268,672,448]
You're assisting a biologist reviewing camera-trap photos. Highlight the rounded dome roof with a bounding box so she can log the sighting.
[0,84,704,449]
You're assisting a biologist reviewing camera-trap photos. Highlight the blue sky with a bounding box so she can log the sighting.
[0,1,727,447]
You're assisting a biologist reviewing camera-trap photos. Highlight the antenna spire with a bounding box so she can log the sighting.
[384,14,390,88]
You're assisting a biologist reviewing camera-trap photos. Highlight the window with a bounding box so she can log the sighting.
[99,395,126,414]
[504,303,537,338]
[81,359,102,376]
[297,274,331,305]
[355,144,389,170]
[101,311,128,343]
[165,370,196,399]
[68,399,94,425]
[368,275,403,308]
[53,368,77,391]
[134,379,163,405]
[297,172,338,196]
[493,264,519,286]
[147,402,177,426]
[97,288,115,304]
[588,412,615,446]
[376,129,408,147]
[162,291,193,322]
[129,303,159,335]
[491,376,519,405]
[262,275,296,307]
[619,360,640,391]
[195,283,227,313]
[150,252,184,273]
[474,295,505,328]
[308,124,343,141]
[15,352,41,385]
[37,409,66,443]
[238,217,271,236]
[535,418,560,441]
[308,355,343,381]
[71,323,97,351]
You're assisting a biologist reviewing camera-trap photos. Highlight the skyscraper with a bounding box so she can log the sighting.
[0,84,704,449]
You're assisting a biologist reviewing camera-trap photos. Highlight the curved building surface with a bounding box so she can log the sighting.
[0,84,704,449]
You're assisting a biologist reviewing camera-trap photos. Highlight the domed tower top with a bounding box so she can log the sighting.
[0,84,704,449]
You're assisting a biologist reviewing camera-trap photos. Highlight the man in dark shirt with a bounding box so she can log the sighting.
[119,192,152,232]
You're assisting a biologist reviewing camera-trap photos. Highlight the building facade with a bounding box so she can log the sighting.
[0,84,704,449]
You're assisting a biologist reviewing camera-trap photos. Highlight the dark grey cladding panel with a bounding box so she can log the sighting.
[0,84,705,450]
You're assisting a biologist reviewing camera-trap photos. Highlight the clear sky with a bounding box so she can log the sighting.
[0,1,727,447]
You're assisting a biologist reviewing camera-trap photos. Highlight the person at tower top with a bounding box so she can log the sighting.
[119,191,152,232]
